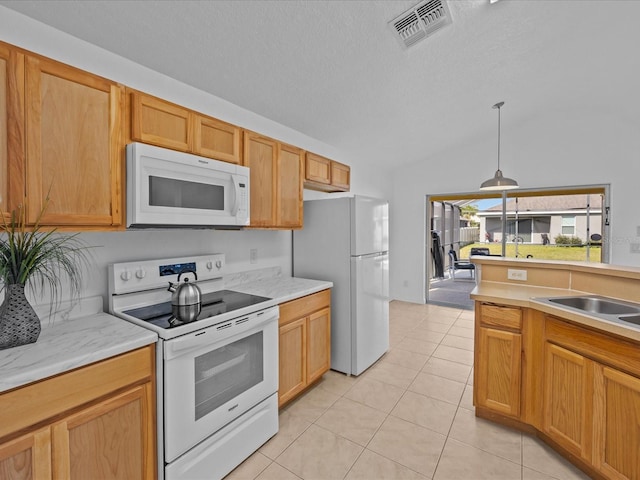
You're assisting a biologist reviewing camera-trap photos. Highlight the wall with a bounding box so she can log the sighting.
[391,109,640,304]
[0,7,390,309]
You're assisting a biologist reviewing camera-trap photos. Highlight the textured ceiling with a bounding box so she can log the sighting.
[1,0,639,172]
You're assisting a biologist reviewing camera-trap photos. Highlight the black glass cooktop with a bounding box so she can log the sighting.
[124,290,271,329]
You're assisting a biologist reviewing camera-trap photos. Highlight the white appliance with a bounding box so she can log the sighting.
[293,195,389,375]
[126,142,250,227]
[109,254,278,480]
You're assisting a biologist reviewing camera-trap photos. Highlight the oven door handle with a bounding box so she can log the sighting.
[164,306,279,360]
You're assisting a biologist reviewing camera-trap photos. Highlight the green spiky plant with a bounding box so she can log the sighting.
[0,201,91,308]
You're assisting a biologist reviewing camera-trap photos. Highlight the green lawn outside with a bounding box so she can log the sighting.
[460,243,602,262]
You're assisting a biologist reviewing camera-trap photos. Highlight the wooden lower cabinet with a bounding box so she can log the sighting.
[475,301,640,479]
[592,365,640,479]
[0,428,51,480]
[0,346,156,480]
[476,326,521,417]
[543,342,594,461]
[278,289,331,407]
[474,303,522,419]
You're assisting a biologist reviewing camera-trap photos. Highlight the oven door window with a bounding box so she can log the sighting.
[149,175,225,211]
[194,331,263,420]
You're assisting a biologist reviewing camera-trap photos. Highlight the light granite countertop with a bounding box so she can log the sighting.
[0,297,157,393]
[0,275,332,394]
[472,282,640,342]
[230,276,333,304]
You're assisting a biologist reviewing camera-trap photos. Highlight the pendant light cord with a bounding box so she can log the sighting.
[493,101,504,171]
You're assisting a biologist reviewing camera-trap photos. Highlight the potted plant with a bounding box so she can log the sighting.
[0,202,90,350]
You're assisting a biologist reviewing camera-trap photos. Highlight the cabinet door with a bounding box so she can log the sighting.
[130,92,191,152]
[543,343,593,461]
[278,317,307,407]
[0,428,51,480]
[243,132,276,227]
[51,384,154,480]
[276,143,303,228]
[475,326,521,417]
[305,153,331,184]
[0,43,24,218]
[307,307,331,385]
[25,56,123,226]
[193,114,241,164]
[331,161,350,191]
[592,365,640,479]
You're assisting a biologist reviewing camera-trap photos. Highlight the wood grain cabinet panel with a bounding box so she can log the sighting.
[0,346,156,480]
[331,161,350,191]
[243,131,303,229]
[0,428,51,480]
[278,290,331,407]
[307,307,331,385]
[592,365,640,479]
[193,114,241,164]
[475,326,521,417]
[243,132,276,227]
[276,143,303,228]
[25,55,123,226]
[305,152,331,185]
[278,317,307,406]
[0,42,25,218]
[131,92,191,152]
[52,385,152,480]
[543,342,594,461]
[303,152,350,192]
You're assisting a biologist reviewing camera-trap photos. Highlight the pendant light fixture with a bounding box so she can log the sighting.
[480,101,519,190]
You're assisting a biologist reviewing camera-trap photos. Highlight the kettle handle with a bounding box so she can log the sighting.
[177,270,198,282]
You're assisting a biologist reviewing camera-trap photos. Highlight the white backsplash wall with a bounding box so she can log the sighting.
[25,229,292,312]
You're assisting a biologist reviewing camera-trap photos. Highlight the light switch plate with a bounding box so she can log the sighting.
[250,248,258,264]
[507,269,528,281]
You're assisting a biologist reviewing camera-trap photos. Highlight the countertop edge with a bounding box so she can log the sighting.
[471,282,640,342]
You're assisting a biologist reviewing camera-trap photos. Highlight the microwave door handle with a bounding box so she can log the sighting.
[230,175,241,216]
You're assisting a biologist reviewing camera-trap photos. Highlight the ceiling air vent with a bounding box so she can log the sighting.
[389,0,452,49]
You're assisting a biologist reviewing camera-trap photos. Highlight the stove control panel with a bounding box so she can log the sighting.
[109,254,226,295]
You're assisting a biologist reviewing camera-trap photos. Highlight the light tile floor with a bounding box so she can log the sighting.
[226,301,592,480]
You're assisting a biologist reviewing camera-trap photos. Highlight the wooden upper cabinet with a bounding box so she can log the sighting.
[193,114,241,164]
[0,42,25,219]
[304,152,350,192]
[131,92,191,152]
[25,55,124,226]
[305,152,331,185]
[276,143,303,228]
[331,161,350,191]
[243,131,276,227]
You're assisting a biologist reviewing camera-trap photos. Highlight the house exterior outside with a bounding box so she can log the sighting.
[477,194,603,245]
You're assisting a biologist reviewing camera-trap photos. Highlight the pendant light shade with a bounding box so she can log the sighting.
[480,101,518,191]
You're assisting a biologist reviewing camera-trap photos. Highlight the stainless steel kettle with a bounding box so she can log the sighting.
[167,270,202,322]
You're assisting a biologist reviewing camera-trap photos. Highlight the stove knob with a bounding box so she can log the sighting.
[120,270,132,281]
[206,261,213,270]
[215,260,223,269]
[135,268,146,280]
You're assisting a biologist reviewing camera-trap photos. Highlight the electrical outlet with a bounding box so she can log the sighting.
[630,243,640,254]
[403,280,409,287]
[250,248,258,264]
[507,269,527,281]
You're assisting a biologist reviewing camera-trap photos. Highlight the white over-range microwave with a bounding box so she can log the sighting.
[126,142,250,227]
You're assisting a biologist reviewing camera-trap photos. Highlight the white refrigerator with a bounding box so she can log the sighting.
[293,195,389,375]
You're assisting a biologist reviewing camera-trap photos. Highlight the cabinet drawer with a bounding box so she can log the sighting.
[0,345,154,440]
[546,316,640,377]
[280,289,331,326]
[480,304,522,330]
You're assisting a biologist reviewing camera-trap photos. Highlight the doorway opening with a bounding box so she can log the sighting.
[426,185,610,309]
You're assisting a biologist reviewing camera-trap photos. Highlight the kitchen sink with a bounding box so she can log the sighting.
[534,295,640,330]
[548,296,640,315]
[619,314,640,326]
